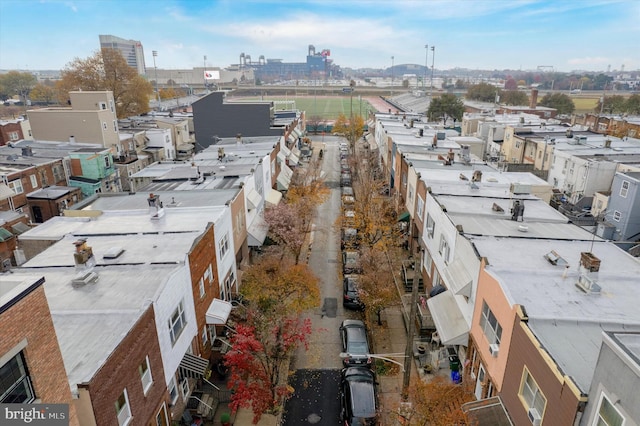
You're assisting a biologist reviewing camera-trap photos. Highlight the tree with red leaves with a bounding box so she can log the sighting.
[224,256,320,423]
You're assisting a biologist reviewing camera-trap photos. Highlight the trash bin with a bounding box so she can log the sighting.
[448,355,460,372]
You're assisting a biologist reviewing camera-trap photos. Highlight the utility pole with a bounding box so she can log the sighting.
[402,250,421,397]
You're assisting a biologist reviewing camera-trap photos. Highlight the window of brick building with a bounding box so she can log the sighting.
[115,389,132,426]
[0,351,35,403]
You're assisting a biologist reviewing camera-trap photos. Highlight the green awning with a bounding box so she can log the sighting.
[398,211,411,222]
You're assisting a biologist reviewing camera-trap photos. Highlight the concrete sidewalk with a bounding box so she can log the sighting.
[373,303,420,425]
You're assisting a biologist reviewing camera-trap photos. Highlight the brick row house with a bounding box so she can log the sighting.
[1,89,305,424]
[371,112,640,425]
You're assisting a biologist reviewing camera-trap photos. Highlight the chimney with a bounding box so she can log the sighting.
[73,239,95,268]
[471,170,482,182]
[21,146,33,156]
[147,193,165,220]
[580,252,601,273]
[604,139,612,148]
[530,89,538,109]
[69,135,76,143]
[236,133,243,145]
[511,200,525,221]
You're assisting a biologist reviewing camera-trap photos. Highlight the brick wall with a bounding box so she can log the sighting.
[81,306,169,426]
[0,283,79,426]
[188,223,219,360]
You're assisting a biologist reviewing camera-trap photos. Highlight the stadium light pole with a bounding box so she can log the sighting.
[152,51,160,104]
[391,56,394,96]
[424,44,429,91]
[429,46,435,99]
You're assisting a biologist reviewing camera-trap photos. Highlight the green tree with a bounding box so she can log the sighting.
[29,83,58,104]
[58,48,153,118]
[539,92,575,115]
[626,94,640,115]
[427,93,464,122]
[596,95,628,114]
[466,82,500,102]
[501,90,529,106]
[0,71,37,105]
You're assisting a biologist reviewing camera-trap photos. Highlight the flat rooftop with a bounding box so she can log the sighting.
[471,237,640,392]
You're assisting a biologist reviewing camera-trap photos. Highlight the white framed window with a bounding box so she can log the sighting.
[426,214,435,238]
[139,356,153,394]
[0,351,35,403]
[198,278,205,299]
[593,393,624,426]
[8,131,19,141]
[155,404,168,426]
[613,211,621,222]
[180,378,190,400]
[480,301,502,345]
[438,235,450,263]
[202,325,209,346]
[103,121,108,130]
[109,100,115,113]
[518,368,546,421]
[9,179,23,195]
[423,250,433,277]
[219,233,229,258]
[620,181,629,198]
[29,175,38,189]
[168,377,178,404]
[417,195,424,221]
[204,264,213,284]
[408,184,414,203]
[104,155,111,168]
[168,301,186,345]
[115,388,132,426]
[99,102,107,110]
[113,120,118,132]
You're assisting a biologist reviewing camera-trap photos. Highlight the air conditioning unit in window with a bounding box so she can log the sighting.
[489,343,499,357]
[528,408,542,426]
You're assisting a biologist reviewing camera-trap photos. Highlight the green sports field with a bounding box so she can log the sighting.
[228,95,372,121]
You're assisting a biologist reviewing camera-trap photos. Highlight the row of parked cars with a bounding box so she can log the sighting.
[338,141,378,425]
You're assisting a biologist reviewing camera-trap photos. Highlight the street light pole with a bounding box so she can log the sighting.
[203,55,207,93]
[152,51,160,104]
[424,44,429,91]
[429,46,435,99]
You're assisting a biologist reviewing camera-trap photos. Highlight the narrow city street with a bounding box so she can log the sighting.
[283,135,362,425]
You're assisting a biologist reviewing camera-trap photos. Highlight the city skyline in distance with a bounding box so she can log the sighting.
[1,0,638,74]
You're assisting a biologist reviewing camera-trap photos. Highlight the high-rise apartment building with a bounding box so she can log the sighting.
[98,34,146,75]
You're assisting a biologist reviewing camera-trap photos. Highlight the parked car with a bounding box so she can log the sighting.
[340,319,371,367]
[341,172,352,187]
[340,367,377,425]
[342,186,354,197]
[341,227,359,249]
[343,275,364,310]
[342,250,362,274]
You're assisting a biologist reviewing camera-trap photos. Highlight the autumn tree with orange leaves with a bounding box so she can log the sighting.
[224,256,320,423]
[57,48,153,118]
[392,376,477,425]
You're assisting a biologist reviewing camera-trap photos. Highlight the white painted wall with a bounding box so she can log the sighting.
[145,128,174,160]
[154,265,198,387]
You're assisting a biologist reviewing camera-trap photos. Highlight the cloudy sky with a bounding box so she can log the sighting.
[1,0,638,73]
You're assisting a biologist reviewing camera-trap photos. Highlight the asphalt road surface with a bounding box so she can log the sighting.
[282,370,342,426]
[285,136,363,424]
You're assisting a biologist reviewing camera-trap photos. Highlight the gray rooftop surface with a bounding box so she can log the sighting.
[471,237,640,392]
[11,264,179,391]
[18,206,226,241]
